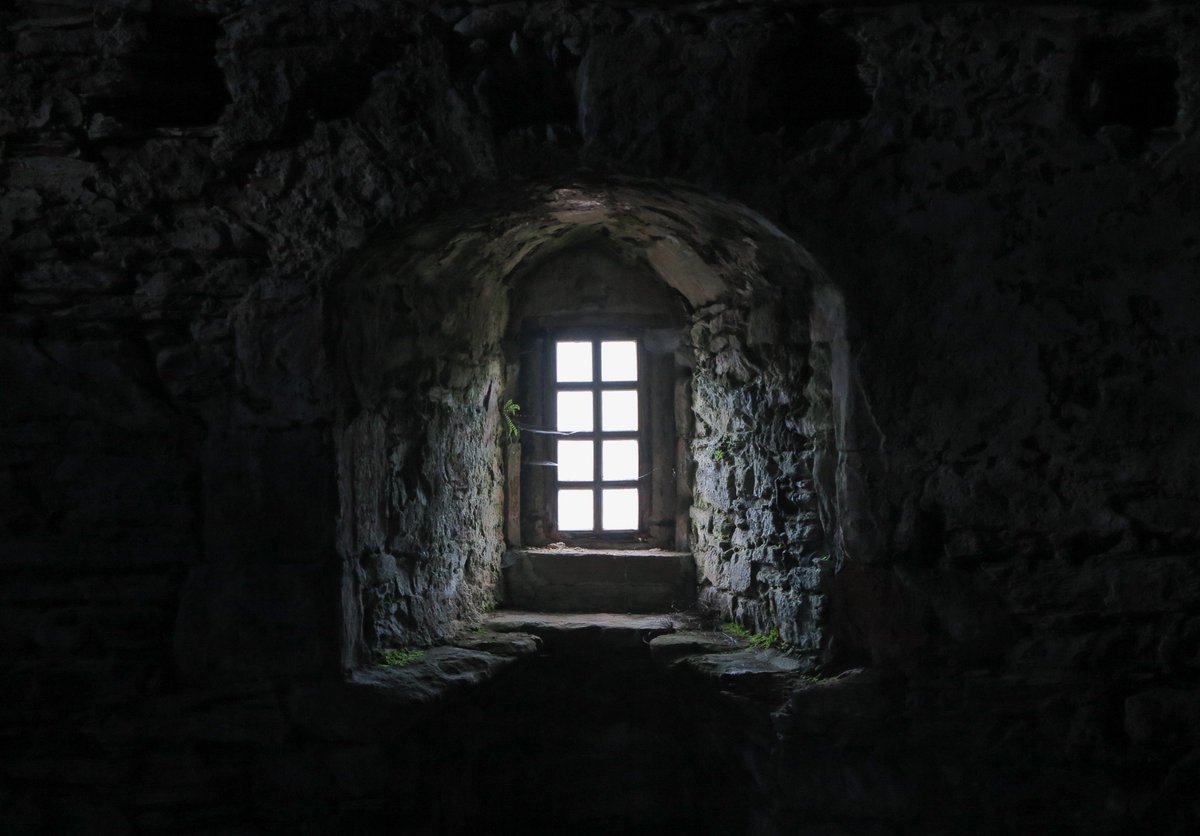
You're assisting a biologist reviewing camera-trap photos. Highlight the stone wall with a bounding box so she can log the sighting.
[2,0,1198,831]
[689,287,834,647]
[332,236,510,659]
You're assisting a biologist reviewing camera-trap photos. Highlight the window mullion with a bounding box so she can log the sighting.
[592,339,603,532]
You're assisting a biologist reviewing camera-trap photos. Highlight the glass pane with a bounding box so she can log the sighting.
[602,488,639,530]
[556,440,593,482]
[556,341,593,382]
[556,391,593,432]
[601,390,638,431]
[558,489,594,531]
[601,341,637,381]
[602,439,639,481]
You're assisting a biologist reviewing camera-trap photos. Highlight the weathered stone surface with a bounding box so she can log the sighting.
[675,645,816,712]
[485,610,690,652]
[502,548,695,613]
[684,280,846,653]
[286,646,518,741]
[451,629,541,657]
[1,1,1198,832]
[681,647,803,679]
[647,630,741,663]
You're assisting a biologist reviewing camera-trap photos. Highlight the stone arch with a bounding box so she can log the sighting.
[329,177,880,668]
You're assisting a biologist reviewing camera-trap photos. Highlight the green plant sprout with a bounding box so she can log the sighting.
[722,622,751,639]
[501,398,521,440]
[379,648,424,667]
[749,627,780,649]
[721,622,780,649]
[712,448,726,462]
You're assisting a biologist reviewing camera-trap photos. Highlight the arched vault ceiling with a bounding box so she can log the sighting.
[346,178,832,308]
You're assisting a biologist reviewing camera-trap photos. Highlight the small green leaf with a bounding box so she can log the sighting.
[380,648,424,667]
[501,398,521,440]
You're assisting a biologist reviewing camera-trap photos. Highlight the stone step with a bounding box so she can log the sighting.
[485,610,696,652]
[501,548,696,613]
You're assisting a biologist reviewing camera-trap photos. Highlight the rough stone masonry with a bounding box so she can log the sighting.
[1,1,1198,833]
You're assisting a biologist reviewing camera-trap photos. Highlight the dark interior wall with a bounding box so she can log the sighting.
[690,279,833,653]
[2,0,1199,832]
[332,233,509,661]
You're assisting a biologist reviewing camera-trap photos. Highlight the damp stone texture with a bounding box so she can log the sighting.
[689,289,833,653]
[1,1,1199,833]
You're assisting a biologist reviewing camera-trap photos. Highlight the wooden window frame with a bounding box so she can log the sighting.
[513,314,686,550]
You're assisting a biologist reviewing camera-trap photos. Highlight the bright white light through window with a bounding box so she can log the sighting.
[556,341,592,382]
[552,337,642,535]
[556,440,593,482]
[602,440,639,481]
[602,488,639,530]
[556,391,593,432]
[601,341,637,381]
[601,390,638,431]
[558,489,594,531]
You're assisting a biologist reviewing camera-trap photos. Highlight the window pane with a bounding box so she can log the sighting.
[556,391,593,432]
[602,439,639,481]
[602,488,639,530]
[600,341,637,381]
[556,440,593,482]
[556,341,593,382]
[558,489,594,531]
[601,390,638,431]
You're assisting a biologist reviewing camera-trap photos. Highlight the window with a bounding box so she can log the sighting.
[552,337,646,534]
[503,246,691,551]
[511,316,685,550]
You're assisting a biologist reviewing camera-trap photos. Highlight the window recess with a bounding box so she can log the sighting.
[512,316,686,551]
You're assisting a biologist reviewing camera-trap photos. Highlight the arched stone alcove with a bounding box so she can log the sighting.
[330,178,882,668]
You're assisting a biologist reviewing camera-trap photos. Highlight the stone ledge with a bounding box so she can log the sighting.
[647,630,828,706]
[502,549,696,613]
[675,646,806,705]
[451,628,542,656]
[513,547,692,558]
[286,636,540,742]
[646,628,744,663]
[486,610,697,651]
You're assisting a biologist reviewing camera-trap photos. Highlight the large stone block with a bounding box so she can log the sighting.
[502,548,695,613]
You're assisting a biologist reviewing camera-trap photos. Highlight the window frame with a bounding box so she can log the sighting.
[548,330,651,539]
[512,313,687,551]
